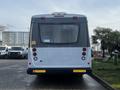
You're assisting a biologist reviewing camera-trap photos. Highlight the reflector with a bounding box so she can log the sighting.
[33,70,46,73]
[73,69,86,73]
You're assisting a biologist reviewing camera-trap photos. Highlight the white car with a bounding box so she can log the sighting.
[0,46,8,58]
[8,46,27,59]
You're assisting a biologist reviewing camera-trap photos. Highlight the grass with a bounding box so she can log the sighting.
[92,59,120,90]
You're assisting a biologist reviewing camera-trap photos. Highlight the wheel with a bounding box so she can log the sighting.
[4,55,8,59]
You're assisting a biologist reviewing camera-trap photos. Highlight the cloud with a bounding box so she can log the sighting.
[0,0,120,35]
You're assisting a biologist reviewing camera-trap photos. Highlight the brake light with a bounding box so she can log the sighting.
[83,48,86,51]
[32,48,36,52]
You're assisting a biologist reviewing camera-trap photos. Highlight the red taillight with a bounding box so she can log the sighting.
[33,52,37,56]
[32,48,36,52]
[83,48,86,51]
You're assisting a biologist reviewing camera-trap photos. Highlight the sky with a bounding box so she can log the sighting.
[0,0,120,36]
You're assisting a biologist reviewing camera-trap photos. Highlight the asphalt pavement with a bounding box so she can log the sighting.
[0,59,107,90]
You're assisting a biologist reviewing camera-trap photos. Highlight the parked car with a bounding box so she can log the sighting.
[8,46,27,59]
[0,46,8,58]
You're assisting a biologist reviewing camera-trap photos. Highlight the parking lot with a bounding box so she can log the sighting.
[0,59,108,90]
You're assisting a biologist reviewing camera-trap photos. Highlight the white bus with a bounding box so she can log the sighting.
[27,12,92,75]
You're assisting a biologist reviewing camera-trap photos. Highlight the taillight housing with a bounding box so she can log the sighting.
[32,48,38,60]
[81,48,87,60]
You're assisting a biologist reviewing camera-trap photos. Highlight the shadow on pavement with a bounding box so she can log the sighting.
[29,74,87,89]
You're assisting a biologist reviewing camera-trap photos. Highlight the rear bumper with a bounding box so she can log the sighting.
[0,54,6,56]
[0,54,7,58]
[27,68,92,75]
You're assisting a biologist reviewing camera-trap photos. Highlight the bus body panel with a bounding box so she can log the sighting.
[28,47,91,68]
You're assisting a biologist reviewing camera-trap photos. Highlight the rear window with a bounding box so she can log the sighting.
[40,24,79,43]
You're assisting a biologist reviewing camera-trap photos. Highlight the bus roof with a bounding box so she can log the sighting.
[31,13,87,23]
[32,13,86,18]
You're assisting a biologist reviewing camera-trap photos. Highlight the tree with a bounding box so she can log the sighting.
[107,31,120,53]
[92,27,112,58]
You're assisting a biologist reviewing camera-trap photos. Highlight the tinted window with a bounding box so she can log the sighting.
[40,24,79,43]
[11,47,23,50]
[0,47,5,50]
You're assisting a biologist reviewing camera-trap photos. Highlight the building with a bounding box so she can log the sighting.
[0,31,2,45]
[0,29,5,45]
[0,40,2,46]
[2,31,29,47]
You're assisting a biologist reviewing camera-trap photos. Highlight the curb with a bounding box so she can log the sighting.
[90,74,116,90]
